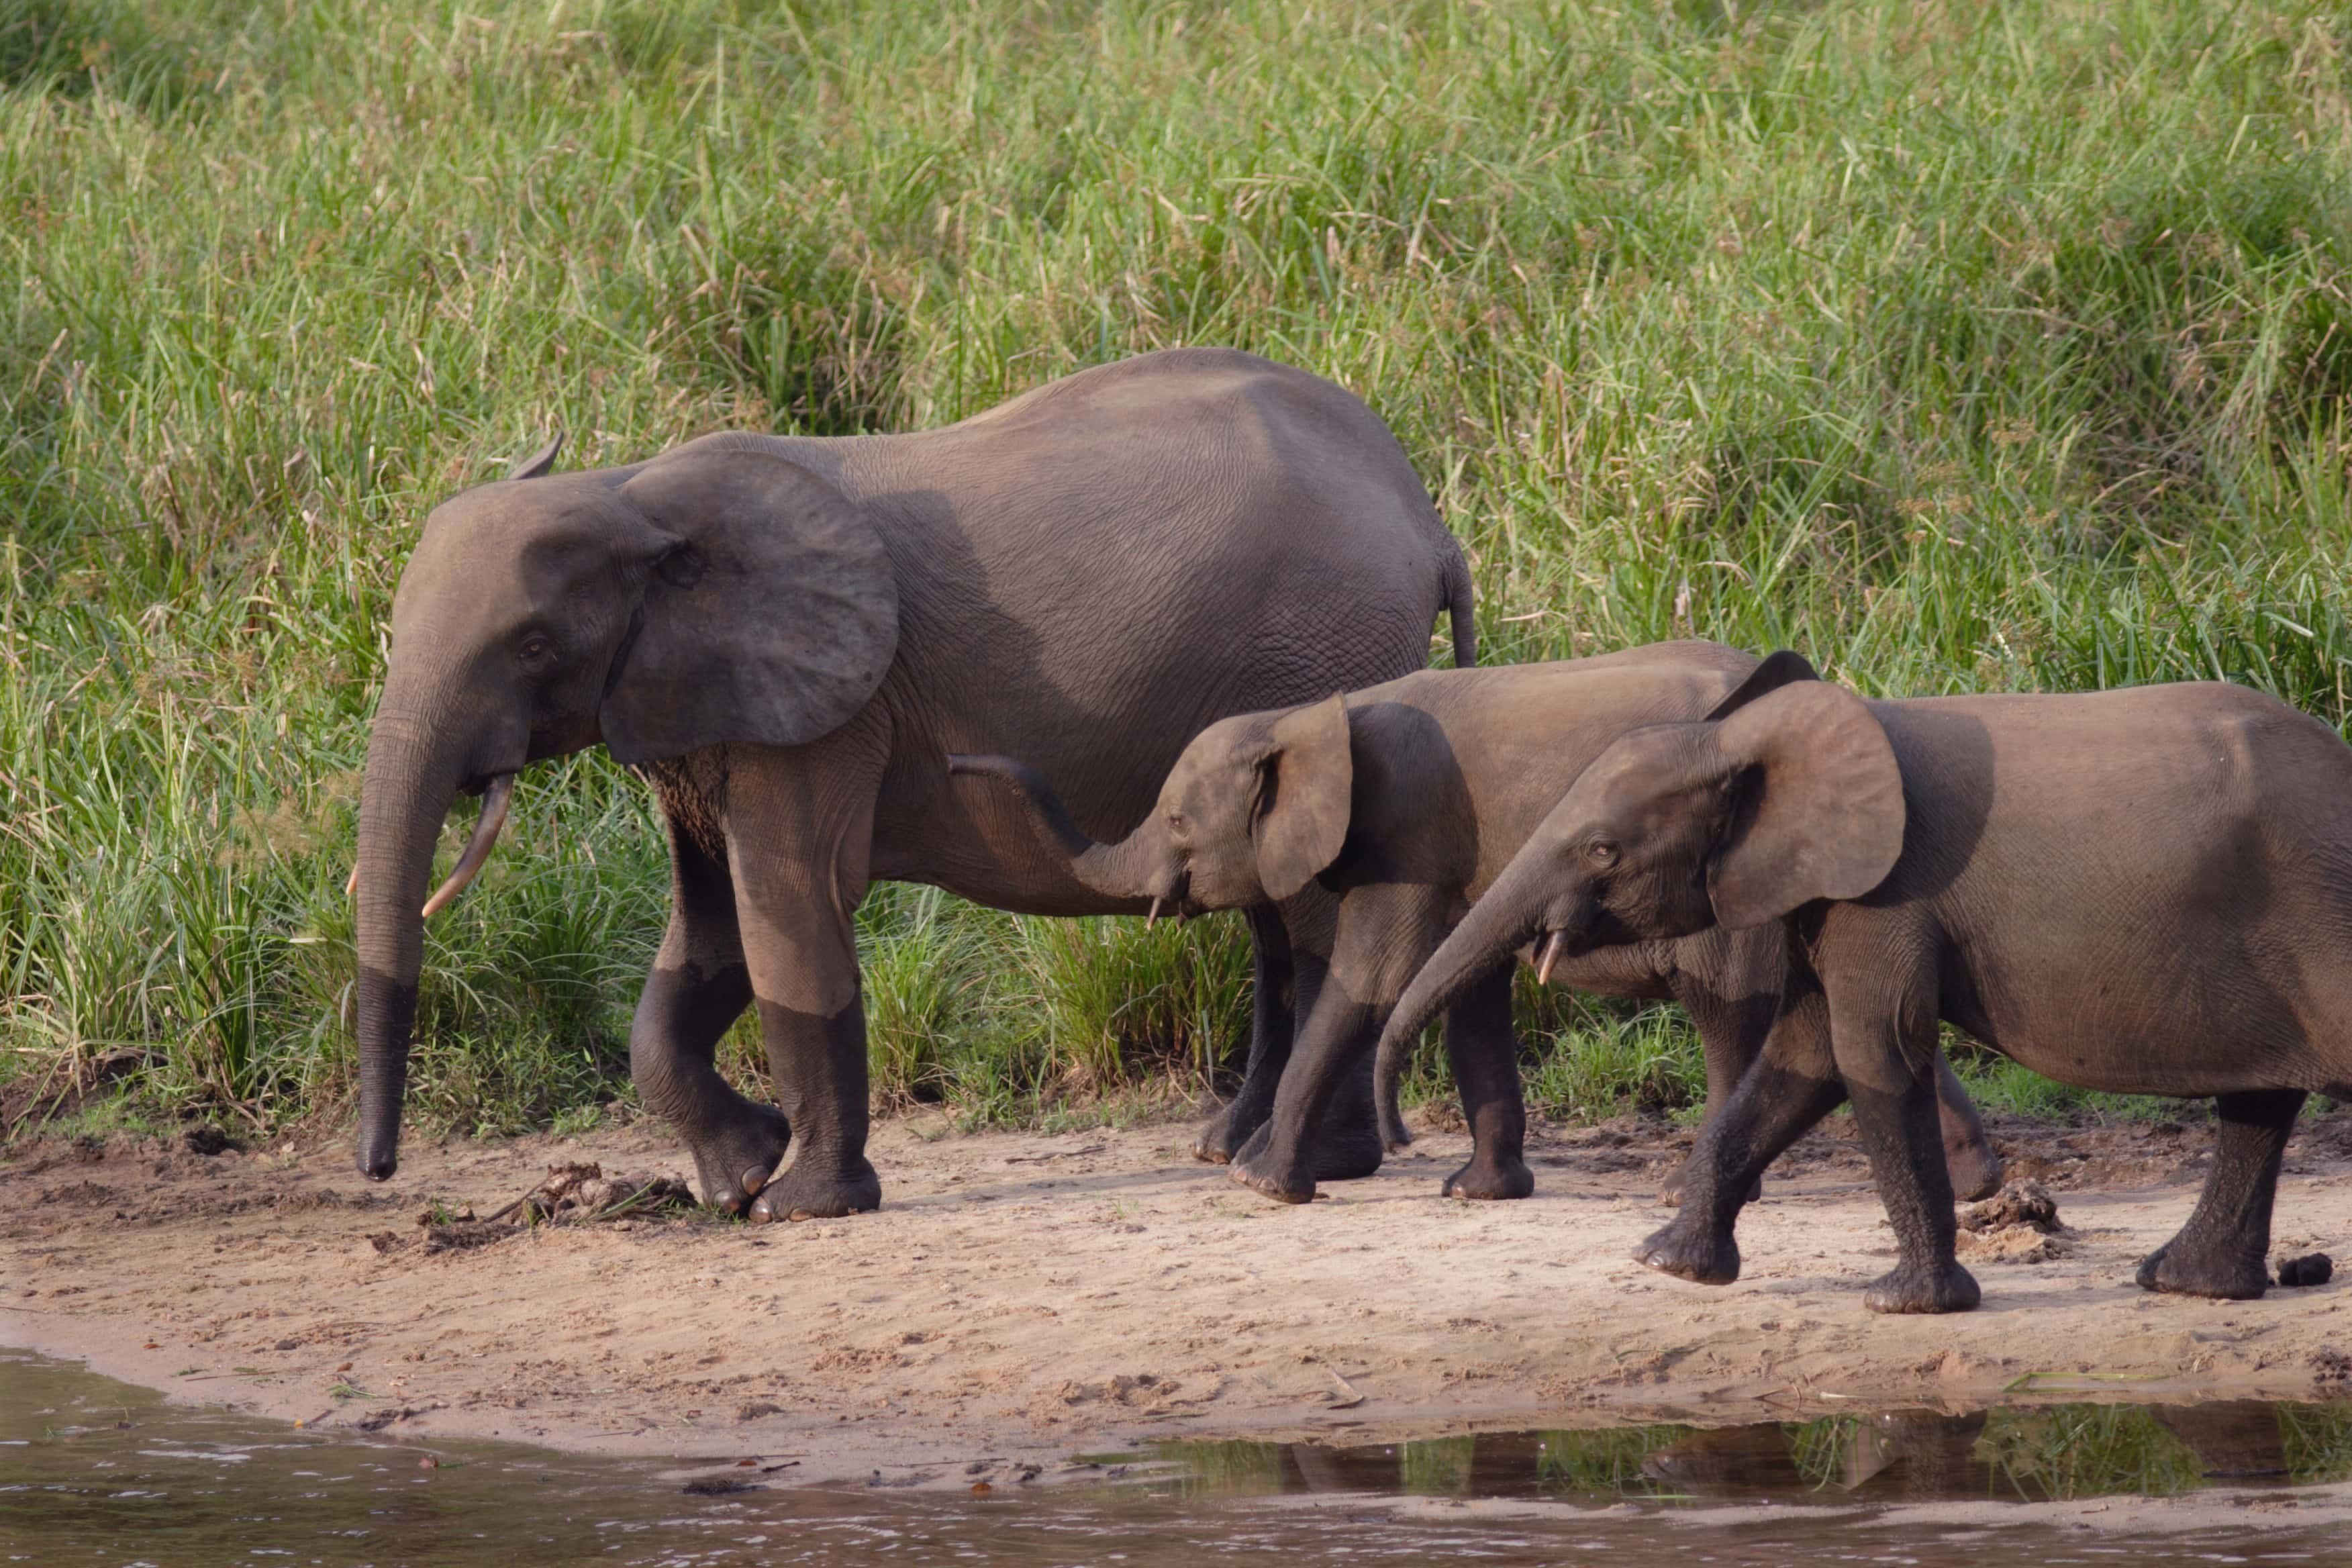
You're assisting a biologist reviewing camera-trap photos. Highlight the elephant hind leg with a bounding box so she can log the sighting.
[1932,1050,2004,1202]
[2137,1089,2304,1300]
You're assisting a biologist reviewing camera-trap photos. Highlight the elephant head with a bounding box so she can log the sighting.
[1373,652,1904,1062]
[946,693,1354,918]
[350,433,898,1180]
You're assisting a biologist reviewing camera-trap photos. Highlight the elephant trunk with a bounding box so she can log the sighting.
[351,693,475,1181]
[1374,865,1554,1095]
[946,752,1163,903]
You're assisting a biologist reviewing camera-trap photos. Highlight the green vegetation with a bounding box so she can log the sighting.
[3,0,2348,1141]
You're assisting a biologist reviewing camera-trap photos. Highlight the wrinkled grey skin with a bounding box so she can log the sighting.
[353,349,1473,1221]
[1379,651,2352,1312]
[952,641,1999,1206]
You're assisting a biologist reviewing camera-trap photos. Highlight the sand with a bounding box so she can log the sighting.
[3,1106,2349,1481]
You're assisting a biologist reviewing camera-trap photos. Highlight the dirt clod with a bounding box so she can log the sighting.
[1959,1179,2061,1233]
[183,1126,242,1157]
[682,1475,758,1496]
[2276,1253,2333,1288]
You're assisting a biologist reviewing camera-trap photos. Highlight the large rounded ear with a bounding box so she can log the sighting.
[1706,648,1820,721]
[1704,680,1904,929]
[599,442,898,764]
[1250,694,1354,901]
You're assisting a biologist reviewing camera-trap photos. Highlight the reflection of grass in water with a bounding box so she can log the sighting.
[2280,1404,2352,1485]
[1784,1416,1869,1490]
[1974,1406,2205,1500]
[1400,1436,1476,1496]
[1534,1426,1695,1496]
[1155,1440,1289,1498]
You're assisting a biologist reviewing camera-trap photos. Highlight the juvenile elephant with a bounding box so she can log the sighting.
[1377,651,2352,1311]
[350,348,1475,1221]
[950,642,1998,1205]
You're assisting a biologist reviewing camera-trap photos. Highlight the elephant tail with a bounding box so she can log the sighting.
[1443,544,1477,669]
[1373,999,1417,1153]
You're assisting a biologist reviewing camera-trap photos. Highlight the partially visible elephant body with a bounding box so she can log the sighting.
[1380,653,2352,1311]
[954,641,2000,1204]
[352,349,1473,1220]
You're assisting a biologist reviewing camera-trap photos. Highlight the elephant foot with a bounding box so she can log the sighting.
[747,1155,881,1224]
[2135,1240,2271,1301]
[1945,1136,2006,1204]
[1191,1099,1256,1166]
[683,1103,793,1216]
[1635,1220,1742,1285]
[1863,1259,1981,1315]
[1308,1122,1385,1183]
[1229,1148,1317,1206]
[1442,1156,1533,1202]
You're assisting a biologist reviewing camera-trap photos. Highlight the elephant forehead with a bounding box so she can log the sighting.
[408,488,629,589]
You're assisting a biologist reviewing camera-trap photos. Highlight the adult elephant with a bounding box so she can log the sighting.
[351,348,1475,1222]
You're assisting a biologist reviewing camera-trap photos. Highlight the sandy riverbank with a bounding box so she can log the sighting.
[4,1106,2349,1482]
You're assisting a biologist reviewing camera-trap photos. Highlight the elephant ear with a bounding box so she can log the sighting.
[1704,679,1904,929]
[507,430,564,481]
[1705,648,1820,721]
[599,442,898,765]
[1250,694,1354,901]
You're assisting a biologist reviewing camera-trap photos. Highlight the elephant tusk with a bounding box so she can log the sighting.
[1146,895,1163,930]
[344,863,358,898]
[1535,931,1563,987]
[421,773,515,918]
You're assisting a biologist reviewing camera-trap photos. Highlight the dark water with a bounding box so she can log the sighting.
[7,1349,2351,1567]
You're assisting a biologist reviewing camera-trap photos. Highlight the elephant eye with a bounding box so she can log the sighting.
[1586,840,1618,866]
[517,633,554,665]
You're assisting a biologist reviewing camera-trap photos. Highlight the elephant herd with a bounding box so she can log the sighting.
[350,347,2352,1315]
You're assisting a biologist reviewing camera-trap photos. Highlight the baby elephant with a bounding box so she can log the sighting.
[1378,651,2352,1312]
[951,642,1998,1206]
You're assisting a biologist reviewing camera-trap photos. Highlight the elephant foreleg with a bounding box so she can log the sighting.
[1194,904,1298,1165]
[1637,973,1845,1287]
[1438,964,1531,1201]
[632,803,784,1214]
[1228,950,1383,1202]
[725,735,887,1223]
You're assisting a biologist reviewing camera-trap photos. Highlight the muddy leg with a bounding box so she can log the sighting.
[725,735,886,1224]
[630,806,785,1214]
[1825,969,1979,1315]
[2136,1089,2304,1300]
[1661,926,1783,1207]
[1229,950,1381,1202]
[1195,905,1297,1165]
[1440,965,1531,1199]
[1638,977,1844,1285]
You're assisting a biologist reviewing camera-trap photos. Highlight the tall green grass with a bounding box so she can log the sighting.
[3,0,2348,1140]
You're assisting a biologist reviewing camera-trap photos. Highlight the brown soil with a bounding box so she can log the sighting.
[3,1107,2349,1481]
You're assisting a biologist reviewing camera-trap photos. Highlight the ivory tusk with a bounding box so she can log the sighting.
[421,773,515,918]
[344,863,358,897]
[1146,895,1163,930]
[1535,931,1563,987]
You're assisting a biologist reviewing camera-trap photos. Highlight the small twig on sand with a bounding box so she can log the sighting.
[1324,1367,1365,1410]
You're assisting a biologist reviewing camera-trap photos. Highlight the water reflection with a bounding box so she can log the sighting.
[6,1347,2351,1568]
[1155,1400,2352,1506]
